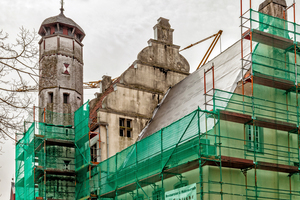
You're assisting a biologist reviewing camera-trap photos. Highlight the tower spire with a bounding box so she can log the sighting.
[60,0,64,14]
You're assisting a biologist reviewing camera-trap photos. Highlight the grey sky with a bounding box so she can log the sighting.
[1,0,298,198]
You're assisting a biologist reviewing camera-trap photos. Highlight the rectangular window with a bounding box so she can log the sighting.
[246,125,263,153]
[119,118,124,127]
[90,143,97,162]
[127,130,131,138]
[119,118,132,138]
[48,92,53,103]
[63,93,69,104]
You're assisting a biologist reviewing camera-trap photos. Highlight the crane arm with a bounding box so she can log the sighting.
[179,30,223,70]
[179,33,218,52]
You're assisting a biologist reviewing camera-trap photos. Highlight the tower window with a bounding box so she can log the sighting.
[119,118,132,138]
[91,143,97,162]
[76,34,82,40]
[68,28,73,36]
[48,92,53,103]
[63,93,69,104]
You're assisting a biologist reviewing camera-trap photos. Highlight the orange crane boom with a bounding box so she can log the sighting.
[180,30,223,70]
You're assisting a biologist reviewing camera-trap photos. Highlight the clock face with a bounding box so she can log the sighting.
[63,63,70,74]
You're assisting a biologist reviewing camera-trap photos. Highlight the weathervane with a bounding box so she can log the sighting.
[60,0,64,13]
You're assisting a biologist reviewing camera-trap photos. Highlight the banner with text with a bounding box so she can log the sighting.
[165,183,197,200]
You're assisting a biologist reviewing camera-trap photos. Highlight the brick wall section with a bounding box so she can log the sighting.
[89,78,120,130]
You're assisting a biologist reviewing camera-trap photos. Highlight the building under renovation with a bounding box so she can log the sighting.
[15,0,300,199]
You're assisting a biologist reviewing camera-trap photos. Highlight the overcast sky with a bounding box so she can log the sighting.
[1,0,299,198]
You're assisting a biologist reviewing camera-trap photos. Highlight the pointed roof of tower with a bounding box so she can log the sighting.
[40,13,85,34]
[39,1,85,35]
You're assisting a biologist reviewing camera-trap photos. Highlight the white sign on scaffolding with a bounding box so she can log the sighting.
[165,183,197,200]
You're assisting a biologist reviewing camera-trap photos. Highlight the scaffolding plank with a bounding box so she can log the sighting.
[219,110,298,132]
[219,110,252,124]
[251,29,293,50]
[253,72,295,91]
[254,117,298,133]
[45,168,75,176]
[256,161,299,173]
[219,156,253,169]
[46,139,75,147]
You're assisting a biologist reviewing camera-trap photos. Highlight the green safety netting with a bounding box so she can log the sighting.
[74,101,98,199]
[15,123,35,200]
[98,109,218,196]
[37,122,75,141]
[16,109,77,199]
[250,9,300,40]
[213,88,300,125]
[37,107,74,126]
[250,9,300,85]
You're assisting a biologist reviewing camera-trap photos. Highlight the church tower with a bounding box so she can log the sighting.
[38,2,85,124]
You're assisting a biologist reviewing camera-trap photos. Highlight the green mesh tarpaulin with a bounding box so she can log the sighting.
[98,109,217,197]
[15,122,35,200]
[75,101,97,199]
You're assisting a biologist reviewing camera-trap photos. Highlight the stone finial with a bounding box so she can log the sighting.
[60,0,65,14]
[259,0,287,19]
[153,17,174,44]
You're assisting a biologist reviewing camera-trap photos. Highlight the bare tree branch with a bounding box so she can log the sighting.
[0,27,39,142]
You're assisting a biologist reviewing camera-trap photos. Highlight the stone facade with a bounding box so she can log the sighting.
[90,17,190,161]
[38,11,85,125]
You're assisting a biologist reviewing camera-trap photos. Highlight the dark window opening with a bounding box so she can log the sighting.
[63,93,69,104]
[127,130,131,138]
[120,129,124,137]
[119,118,124,126]
[66,129,68,137]
[127,120,131,128]
[48,92,53,103]
[43,27,51,36]
[68,28,73,36]
[91,143,97,162]
[77,34,82,40]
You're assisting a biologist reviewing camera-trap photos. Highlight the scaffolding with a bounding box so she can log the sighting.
[16,107,76,200]
[16,102,101,200]
[89,1,300,199]
[74,102,99,200]
[93,108,300,199]
[15,1,300,199]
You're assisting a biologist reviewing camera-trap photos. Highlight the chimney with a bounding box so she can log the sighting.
[100,75,112,93]
[259,0,287,19]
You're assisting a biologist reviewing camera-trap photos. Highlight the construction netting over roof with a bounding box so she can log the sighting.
[139,39,250,140]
